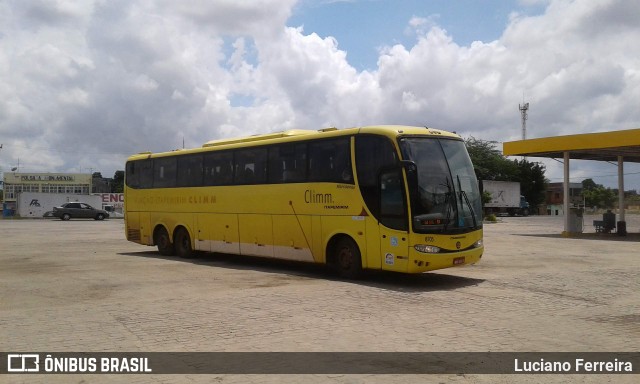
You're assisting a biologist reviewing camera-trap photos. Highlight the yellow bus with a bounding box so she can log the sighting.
[124,125,483,277]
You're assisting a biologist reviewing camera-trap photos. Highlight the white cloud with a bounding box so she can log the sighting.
[1,0,639,188]
[405,15,441,38]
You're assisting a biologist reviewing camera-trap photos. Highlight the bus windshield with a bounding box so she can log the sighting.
[400,137,483,234]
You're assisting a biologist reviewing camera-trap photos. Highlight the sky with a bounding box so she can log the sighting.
[1,0,640,190]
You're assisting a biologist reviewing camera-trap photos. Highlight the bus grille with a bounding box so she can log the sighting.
[127,228,141,241]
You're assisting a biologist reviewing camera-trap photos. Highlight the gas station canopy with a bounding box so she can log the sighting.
[503,128,640,236]
[503,129,640,163]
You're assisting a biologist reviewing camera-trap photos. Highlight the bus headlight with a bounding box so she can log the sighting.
[473,239,483,248]
[414,244,441,254]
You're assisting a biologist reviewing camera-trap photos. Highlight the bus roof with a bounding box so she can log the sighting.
[201,126,460,149]
[127,125,461,160]
[202,129,326,147]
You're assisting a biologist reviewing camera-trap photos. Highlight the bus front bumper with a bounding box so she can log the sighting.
[406,245,484,273]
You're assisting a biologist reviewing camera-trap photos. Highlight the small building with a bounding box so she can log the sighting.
[546,182,583,216]
[2,172,92,216]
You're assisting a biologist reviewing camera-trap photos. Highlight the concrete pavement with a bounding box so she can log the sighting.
[1,215,638,383]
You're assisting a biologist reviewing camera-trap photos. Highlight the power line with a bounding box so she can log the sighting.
[547,171,640,182]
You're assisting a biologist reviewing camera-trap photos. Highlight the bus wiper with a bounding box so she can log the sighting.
[442,178,455,231]
[457,175,478,228]
[460,190,477,228]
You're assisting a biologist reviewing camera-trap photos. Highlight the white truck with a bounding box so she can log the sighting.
[482,180,530,216]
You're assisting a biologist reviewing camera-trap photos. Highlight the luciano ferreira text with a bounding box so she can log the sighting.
[514,358,633,373]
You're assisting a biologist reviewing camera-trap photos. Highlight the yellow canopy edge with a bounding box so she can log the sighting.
[503,128,640,163]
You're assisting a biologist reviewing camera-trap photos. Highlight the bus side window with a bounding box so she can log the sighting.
[268,147,284,183]
[235,148,267,185]
[125,161,139,188]
[176,155,203,187]
[268,143,306,183]
[308,138,352,183]
[203,151,234,186]
[139,159,154,189]
[153,157,177,188]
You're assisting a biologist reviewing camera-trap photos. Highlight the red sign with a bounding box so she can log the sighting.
[100,193,124,203]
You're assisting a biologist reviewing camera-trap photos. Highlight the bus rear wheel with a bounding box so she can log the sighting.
[154,226,175,256]
[332,237,362,279]
[174,227,195,259]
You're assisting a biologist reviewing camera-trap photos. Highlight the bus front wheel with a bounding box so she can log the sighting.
[332,237,362,279]
[154,226,175,256]
[174,227,195,259]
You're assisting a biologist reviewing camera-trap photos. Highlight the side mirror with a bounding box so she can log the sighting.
[399,160,417,173]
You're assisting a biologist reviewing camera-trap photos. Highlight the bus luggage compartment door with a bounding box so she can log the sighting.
[239,214,274,258]
[272,215,314,262]
[197,213,240,254]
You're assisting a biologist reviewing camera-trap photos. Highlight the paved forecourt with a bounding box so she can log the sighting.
[1,215,638,383]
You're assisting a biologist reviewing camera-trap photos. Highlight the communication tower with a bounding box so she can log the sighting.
[519,102,529,140]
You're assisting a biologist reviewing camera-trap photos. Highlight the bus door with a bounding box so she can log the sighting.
[378,167,410,272]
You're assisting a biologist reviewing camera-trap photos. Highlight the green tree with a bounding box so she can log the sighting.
[581,179,616,208]
[513,158,548,209]
[482,190,492,205]
[582,178,597,191]
[112,170,124,193]
[465,137,517,181]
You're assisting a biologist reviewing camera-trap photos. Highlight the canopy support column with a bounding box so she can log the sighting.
[563,151,570,236]
[617,156,627,235]
[618,156,625,222]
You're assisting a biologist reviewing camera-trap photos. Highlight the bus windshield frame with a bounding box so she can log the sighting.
[399,136,483,234]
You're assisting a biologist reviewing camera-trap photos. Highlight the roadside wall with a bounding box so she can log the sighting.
[17,193,102,218]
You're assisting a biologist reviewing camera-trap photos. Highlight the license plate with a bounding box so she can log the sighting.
[453,257,465,265]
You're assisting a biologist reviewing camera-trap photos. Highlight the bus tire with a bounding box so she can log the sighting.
[174,227,195,259]
[154,226,175,256]
[332,237,362,279]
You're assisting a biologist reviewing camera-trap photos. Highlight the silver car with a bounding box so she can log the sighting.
[52,202,109,221]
